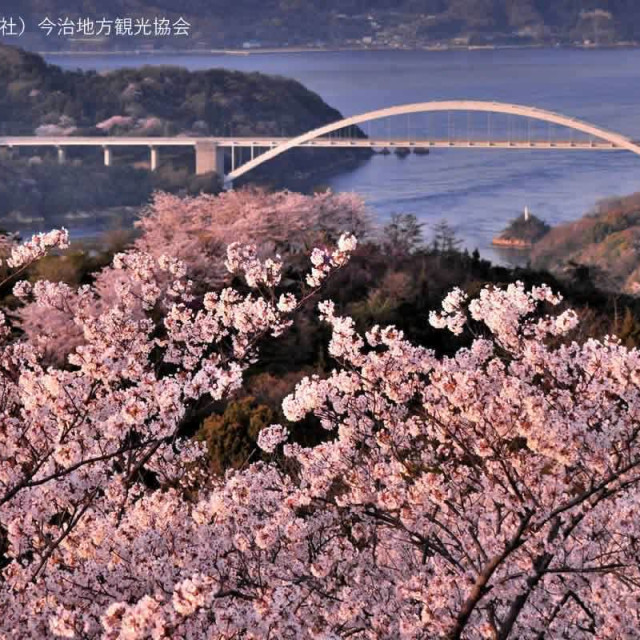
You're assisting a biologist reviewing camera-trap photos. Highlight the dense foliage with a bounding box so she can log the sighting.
[13,188,369,366]
[15,189,640,372]
[0,45,344,137]
[1,218,640,637]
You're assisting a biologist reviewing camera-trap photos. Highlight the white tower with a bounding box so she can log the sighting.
[524,206,530,221]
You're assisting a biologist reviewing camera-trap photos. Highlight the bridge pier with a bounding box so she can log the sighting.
[195,141,225,178]
[57,146,66,165]
[150,146,159,171]
[103,146,112,167]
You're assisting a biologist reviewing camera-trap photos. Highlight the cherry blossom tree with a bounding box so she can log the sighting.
[1,228,640,639]
[134,188,370,288]
[0,228,357,637]
[15,188,369,365]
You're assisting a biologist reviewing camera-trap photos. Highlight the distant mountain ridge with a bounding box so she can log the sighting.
[1,1,638,50]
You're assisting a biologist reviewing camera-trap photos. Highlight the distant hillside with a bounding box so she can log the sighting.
[531,193,640,295]
[0,43,346,137]
[0,44,368,225]
[1,1,639,50]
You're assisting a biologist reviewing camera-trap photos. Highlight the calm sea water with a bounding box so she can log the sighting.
[47,48,640,264]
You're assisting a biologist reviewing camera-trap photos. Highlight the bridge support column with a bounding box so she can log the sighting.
[103,146,112,167]
[195,141,225,177]
[57,146,66,165]
[150,146,159,171]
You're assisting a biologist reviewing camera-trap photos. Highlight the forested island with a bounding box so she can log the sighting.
[492,207,550,248]
[0,43,368,229]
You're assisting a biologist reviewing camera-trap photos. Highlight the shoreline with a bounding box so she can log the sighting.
[39,42,640,57]
[491,238,533,249]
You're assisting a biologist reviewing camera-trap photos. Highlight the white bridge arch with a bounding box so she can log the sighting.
[226,100,640,183]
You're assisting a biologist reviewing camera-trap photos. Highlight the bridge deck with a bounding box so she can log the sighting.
[0,136,631,150]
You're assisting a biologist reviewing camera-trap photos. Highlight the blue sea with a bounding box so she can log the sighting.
[47,47,640,264]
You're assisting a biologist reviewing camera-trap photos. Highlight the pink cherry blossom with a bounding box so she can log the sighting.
[257,424,289,453]
[0,226,638,639]
[5,228,69,269]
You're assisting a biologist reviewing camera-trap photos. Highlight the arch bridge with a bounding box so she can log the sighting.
[1,101,639,188]
[224,100,640,187]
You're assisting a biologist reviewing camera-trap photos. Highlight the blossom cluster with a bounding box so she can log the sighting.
[15,190,369,365]
[306,233,358,287]
[256,423,289,453]
[134,189,369,288]
[225,242,283,288]
[1,227,639,639]
[0,230,358,638]
[4,228,69,269]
